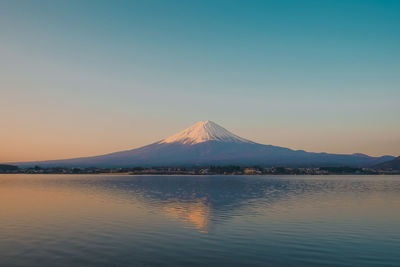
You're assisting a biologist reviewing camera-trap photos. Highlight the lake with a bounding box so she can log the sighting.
[1,174,399,266]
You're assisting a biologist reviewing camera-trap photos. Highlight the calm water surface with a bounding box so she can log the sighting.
[1,174,400,266]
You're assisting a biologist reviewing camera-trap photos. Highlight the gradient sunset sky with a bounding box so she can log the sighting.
[1,0,399,162]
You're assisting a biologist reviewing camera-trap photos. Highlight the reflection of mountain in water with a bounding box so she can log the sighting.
[99,176,273,232]
[60,175,398,232]
[61,175,290,231]
[162,199,211,232]
[86,176,333,232]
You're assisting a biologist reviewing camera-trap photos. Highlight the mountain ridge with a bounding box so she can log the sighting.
[373,157,400,170]
[10,121,394,168]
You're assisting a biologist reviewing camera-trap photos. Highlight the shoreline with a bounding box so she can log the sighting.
[1,172,399,176]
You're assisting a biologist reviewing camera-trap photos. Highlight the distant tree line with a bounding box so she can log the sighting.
[0,164,19,172]
[1,164,399,175]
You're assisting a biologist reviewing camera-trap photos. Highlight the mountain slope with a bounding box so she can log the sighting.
[373,157,400,170]
[13,121,394,168]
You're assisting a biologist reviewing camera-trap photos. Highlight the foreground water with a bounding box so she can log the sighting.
[0,175,399,266]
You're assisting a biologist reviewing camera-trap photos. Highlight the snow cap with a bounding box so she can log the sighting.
[160,121,252,145]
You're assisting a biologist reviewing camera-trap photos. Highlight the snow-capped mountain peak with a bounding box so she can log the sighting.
[160,121,253,145]
[14,120,394,168]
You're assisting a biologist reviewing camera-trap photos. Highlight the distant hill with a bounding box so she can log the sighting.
[12,121,394,168]
[373,157,400,170]
[0,164,19,172]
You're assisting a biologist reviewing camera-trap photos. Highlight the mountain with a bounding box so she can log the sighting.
[373,157,400,170]
[0,164,19,172]
[13,121,394,168]
[160,120,252,145]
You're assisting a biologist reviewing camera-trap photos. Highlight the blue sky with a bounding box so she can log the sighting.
[1,0,399,161]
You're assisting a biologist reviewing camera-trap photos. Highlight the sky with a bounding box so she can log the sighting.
[1,0,399,162]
